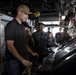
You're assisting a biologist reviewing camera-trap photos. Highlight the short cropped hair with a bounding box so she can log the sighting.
[37,23,44,27]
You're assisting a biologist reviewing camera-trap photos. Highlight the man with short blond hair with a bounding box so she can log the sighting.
[5,5,38,75]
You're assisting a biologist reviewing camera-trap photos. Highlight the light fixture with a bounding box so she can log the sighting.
[40,21,60,25]
[62,15,65,20]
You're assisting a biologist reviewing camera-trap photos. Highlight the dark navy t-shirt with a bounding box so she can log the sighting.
[5,19,28,61]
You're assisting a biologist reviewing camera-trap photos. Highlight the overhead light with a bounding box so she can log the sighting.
[62,15,65,20]
[40,21,60,25]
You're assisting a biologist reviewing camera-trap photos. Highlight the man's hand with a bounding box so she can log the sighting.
[27,44,38,57]
[31,52,38,56]
[21,59,33,68]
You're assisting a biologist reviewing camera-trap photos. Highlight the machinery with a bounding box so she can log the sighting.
[37,37,76,75]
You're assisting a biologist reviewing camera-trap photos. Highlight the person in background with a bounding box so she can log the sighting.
[22,22,35,61]
[46,27,55,47]
[47,27,53,36]
[32,23,49,64]
[22,22,35,49]
[55,27,71,44]
[61,27,71,44]
[55,27,62,44]
[5,5,38,75]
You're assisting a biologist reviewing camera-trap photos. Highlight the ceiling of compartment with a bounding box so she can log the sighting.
[0,0,76,20]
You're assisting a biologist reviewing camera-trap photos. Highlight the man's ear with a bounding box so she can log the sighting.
[18,10,22,15]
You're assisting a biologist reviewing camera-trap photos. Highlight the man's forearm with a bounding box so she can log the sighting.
[7,43,24,62]
[26,44,34,55]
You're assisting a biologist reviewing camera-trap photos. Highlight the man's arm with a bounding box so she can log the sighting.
[6,40,32,67]
[26,44,38,56]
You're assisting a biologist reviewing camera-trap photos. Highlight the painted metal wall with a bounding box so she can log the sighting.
[0,13,13,56]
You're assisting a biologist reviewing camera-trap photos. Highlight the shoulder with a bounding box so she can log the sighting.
[5,19,16,29]
[6,19,14,26]
[32,31,37,36]
[43,32,47,35]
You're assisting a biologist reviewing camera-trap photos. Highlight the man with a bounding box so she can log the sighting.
[32,23,48,64]
[55,27,62,44]
[47,27,55,47]
[5,5,38,75]
[61,27,71,44]
[23,22,35,49]
[47,27,53,37]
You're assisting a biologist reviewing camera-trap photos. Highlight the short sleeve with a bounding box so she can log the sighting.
[5,23,14,41]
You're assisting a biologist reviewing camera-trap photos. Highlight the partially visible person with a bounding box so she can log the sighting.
[5,5,38,75]
[47,27,53,36]
[22,22,35,49]
[22,22,35,61]
[61,27,71,43]
[55,27,62,44]
[55,27,71,44]
[46,27,55,47]
[32,23,49,64]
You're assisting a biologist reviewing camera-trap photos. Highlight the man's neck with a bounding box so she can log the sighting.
[15,16,22,24]
[38,30,43,32]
